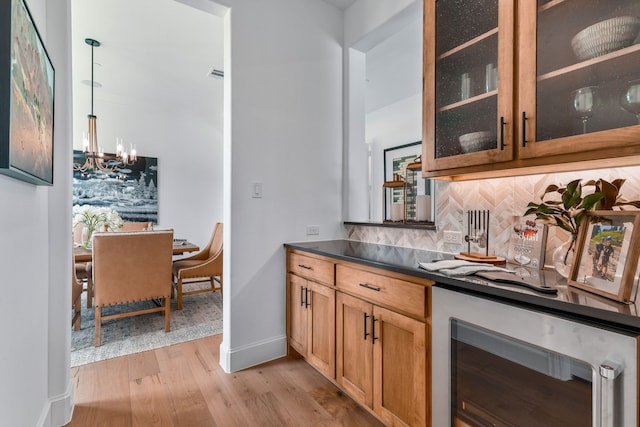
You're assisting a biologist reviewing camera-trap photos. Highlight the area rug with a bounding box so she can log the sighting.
[71,287,223,367]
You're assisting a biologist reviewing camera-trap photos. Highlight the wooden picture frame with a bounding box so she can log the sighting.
[568,210,640,303]
[0,0,55,185]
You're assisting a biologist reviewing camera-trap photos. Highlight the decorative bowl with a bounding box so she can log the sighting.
[459,131,494,154]
[571,16,640,61]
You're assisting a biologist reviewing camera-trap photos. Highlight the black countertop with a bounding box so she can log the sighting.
[285,239,640,333]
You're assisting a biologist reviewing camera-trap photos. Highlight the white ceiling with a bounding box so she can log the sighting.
[71,0,418,141]
[71,0,224,149]
[365,12,422,114]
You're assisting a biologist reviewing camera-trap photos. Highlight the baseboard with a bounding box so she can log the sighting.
[219,334,287,373]
[37,379,74,427]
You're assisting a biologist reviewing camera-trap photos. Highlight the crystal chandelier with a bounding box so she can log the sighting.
[73,38,136,173]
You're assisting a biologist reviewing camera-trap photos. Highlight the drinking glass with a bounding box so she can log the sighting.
[572,86,598,134]
[620,79,640,124]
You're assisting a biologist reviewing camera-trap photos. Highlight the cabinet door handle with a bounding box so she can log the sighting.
[298,264,312,270]
[359,283,381,292]
[521,112,528,147]
[371,315,378,343]
[363,312,370,341]
[304,287,310,308]
[500,116,506,150]
[300,286,305,307]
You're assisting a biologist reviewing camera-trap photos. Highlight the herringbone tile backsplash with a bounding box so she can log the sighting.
[345,165,640,266]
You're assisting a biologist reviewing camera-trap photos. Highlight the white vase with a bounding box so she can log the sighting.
[552,233,577,278]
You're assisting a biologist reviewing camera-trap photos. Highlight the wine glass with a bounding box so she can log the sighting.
[620,79,640,125]
[572,86,598,134]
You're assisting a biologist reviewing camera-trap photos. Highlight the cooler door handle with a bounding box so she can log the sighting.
[599,360,623,427]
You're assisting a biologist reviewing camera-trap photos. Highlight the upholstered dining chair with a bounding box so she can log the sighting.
[172,222,223,310]
[73,223,94,308]
[71,256,83,331]
[121,221,153,231]
[92,230,174,346]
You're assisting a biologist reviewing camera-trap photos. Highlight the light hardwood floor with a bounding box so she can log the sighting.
[66,334,384,426]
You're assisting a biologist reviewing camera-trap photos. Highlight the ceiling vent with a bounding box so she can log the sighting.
[208,68,224,79]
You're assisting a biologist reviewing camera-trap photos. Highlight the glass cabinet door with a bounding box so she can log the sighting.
[519,0,640,159]
[423,0,514,171]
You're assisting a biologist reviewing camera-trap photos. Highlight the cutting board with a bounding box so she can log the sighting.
[455,252,507,266]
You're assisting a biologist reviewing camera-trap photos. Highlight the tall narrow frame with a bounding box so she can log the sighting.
[0,0,55,185]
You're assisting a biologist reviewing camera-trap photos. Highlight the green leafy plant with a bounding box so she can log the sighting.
[524,178,640,235]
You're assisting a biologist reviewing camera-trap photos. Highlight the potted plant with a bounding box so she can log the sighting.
[524,178,640,277]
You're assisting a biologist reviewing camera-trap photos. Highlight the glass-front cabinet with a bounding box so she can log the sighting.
[423,0,515,171]
[519,0,640,159]
[423,0,640,176]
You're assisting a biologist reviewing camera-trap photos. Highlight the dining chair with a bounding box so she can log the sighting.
[71,255,83,331]
[172,222,223,310]
[92,230,174,346]
[73,223,94,308]
[121,221,153,231]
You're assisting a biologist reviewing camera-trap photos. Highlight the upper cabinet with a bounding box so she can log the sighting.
[423,0,640,178]
[423,0,515,172]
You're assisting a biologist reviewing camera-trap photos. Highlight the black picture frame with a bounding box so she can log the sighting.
[73,150,159,224]
[0,0,55,185]
[383,141,425,196]
[383,141,434,223]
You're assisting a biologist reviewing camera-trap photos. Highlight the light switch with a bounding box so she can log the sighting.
[252,181,263,198]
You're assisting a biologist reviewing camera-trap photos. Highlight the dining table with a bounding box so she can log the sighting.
[73,241,200,263]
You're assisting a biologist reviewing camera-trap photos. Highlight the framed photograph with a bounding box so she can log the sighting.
[383,141,434,223]
[0,0,55,185]
[568,210,640,303]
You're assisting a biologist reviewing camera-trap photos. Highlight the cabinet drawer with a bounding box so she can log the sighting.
[336,265,426,319]
[288,252,335,285]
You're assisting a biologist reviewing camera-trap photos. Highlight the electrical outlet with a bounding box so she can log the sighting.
[306,225,320,235]
[443,230,462,244]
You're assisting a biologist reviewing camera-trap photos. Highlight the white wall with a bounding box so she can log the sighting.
[217,0,344,371]
[343,0,422,221]
[0,0,73,425]
[0,1,359,424]
[368,94,422,222]
[71,0,224,248]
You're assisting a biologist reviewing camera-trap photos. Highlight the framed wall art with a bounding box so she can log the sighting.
[0,0,55,185]
[73,151,159,224]
[568,210,640,303]
[383,141,434,223]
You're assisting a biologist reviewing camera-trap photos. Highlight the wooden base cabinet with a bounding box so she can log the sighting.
[287,249,432,426]
[336,292,374,407]
[373,305,427,427]
[337,292,427,427]
[335,261,430,427]
[286,251,336,379]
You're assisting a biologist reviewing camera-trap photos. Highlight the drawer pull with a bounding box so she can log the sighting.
[304,287,310,308]
[298,264,313,270]
[359,283,381,292]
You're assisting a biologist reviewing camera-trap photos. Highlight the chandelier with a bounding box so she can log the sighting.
[73,38,136,173]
